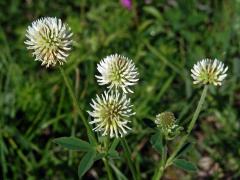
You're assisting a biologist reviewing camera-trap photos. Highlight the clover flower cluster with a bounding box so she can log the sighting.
[25,17,73,67]
[25,18,139,138]
[25,17,229,139]
[191,58,228,86]
[23,17,232,180]
[88,91,134,138]
[88,54,139,138]
[96,54,139,93]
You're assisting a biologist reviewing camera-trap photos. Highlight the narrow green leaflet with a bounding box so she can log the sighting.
[78,150,96,178]
[53,137,93,151]
[108,138,120,159]
[87,130,97,146]
[110,162,128,180]
[173,159,197,172]
[175,142,193,158]
[150,131,163,153]
[87,116,97,146]
[109,138,120,152]
[108,150,120,159]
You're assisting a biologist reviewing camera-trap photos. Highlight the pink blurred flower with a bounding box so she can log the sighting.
[120,0,132,10]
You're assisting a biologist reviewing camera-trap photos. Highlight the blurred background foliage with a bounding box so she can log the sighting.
[0,0,240,179]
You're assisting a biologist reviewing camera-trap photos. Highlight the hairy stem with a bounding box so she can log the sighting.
[152,138,167,180]
[187,85,208,133]
[154,165,164,180]
[152,152,165,180]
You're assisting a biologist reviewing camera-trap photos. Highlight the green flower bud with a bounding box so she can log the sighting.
[155,112,183,140]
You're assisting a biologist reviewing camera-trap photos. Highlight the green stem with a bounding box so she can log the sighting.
[166,85,208,167]
[103,158,114,180]
[187,85,208,133]
[121,138,138,180]
[103,136,114,180]
[59,67,96,143]
[153,165,164,180]
[152,139,167,180]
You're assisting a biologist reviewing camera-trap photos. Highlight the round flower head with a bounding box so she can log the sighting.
[155,112,176,132]
[155,112,183,140]
[25,17,73,67]
[96,54,139,93]
[87,90,134,138]
[191,58,228,86]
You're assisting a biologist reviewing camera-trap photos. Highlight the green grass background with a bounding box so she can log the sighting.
[0,0,240,179]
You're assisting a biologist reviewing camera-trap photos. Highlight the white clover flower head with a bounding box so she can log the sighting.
[96,54,139,93]
[191,58,228,86]
[87,90,135,138]
[25,17,73,67]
